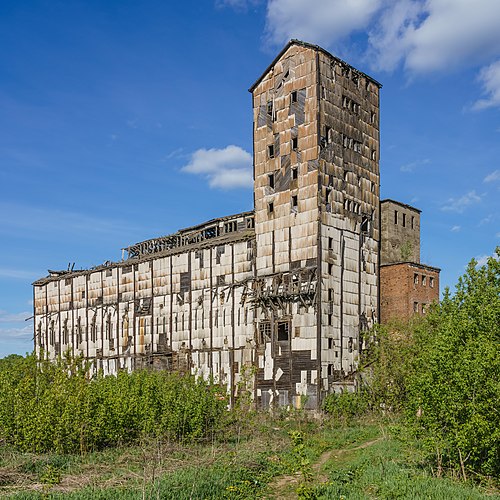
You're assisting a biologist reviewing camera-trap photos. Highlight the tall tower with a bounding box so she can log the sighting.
[250,40,381,407]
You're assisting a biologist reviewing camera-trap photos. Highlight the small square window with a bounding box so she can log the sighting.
[267,144,275,158]
[291,137,298,150]
[291,90,297,103]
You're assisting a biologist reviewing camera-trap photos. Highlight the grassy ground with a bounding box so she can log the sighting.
[0,413,498,499]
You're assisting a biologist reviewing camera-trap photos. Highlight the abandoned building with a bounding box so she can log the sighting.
[379,199,440,323]
[33,40,439,409]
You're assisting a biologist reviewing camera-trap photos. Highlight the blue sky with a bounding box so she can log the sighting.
[1,0,499,357]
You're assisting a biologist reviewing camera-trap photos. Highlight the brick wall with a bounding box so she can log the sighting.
[380,262,439,323]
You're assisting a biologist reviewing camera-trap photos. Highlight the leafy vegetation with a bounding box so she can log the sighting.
[0,356,227,454]
[0,248,498,497]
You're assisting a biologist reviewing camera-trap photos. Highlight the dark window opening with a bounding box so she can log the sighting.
[321,86,326,99]
[361,215,370,235]
[267,101,273,116]
[328,337,334,349]
[291,137,298,150]
[328,364,334,376]
[328,288,334,301]
[268,144,275,158]
[328,263,333,274]
[411,216,415,229]
[413,301,418,312]
[291,195,298,210]
[268,173,275,189]
[328,314,333,326]
[292,167,298,180]
[348,337,353,353]
[430,277,434,288]
[277,321,289,341]
[268,201,274,213]
[328,237,333,249]
[414,273,419,285]
[402,213,406,227]
[325,126,332,143]
[394,210,398,225]
[291,90,297,103]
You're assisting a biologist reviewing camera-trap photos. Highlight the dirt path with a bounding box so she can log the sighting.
[265,437,383,499]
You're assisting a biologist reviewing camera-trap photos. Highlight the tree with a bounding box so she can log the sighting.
[406,248,500,478]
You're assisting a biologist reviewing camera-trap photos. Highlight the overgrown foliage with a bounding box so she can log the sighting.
[0,355,227,454]
[342,248,500,479]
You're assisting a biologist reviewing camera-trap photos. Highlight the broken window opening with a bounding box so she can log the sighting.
[268,173,275,189]
[277,321,289,341]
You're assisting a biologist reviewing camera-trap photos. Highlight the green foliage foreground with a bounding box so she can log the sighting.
[324,248,500,480]
[0,356,227,454]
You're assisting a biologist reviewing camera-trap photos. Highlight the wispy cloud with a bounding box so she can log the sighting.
[0,268,40,280]
[0,203,140,241]
[441,190,483,213]
[450,225,461,232]
[475,254,494,267]
[216,0,262,10]
[0,325,33,340]
[181,145,253,189]
[484,169,500,182]
[0,310,32,323]
[400,158,430,173]
[473,60,500,110]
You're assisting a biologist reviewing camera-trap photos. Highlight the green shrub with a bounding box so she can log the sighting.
[0,355,227,454]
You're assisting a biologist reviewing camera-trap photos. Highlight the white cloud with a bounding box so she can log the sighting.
[475,254,491,267]
[484,169,500,183]
[0,325,32,340]
[261,0,500,108]
[473,60,500,110]
[216,0,261,9]
[0,268,40,280]
[182,145,253,189]
[264,0,384,48]
[450,225,461,232]
[0,310,31,323]
[441,190,482,213]
[400,158,430,173]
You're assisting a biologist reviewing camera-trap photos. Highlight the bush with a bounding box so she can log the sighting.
[322,390,368,420]
[0,355,227,454]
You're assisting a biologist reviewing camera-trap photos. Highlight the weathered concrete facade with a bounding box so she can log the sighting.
[379,199,440,323]
[34,40,389,408]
